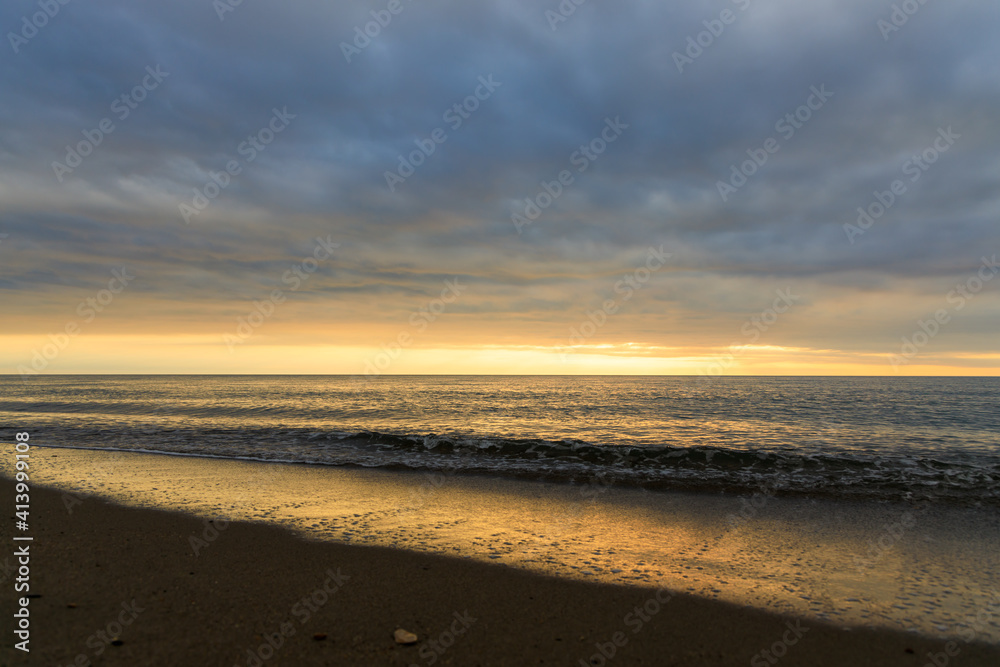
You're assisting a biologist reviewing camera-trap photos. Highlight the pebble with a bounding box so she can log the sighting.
[313,633,327,641]
[394,628,418,645]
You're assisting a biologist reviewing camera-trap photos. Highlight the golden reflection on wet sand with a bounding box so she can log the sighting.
[5,444,998,641]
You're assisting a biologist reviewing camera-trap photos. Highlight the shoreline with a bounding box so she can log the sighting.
[27,440,999,509]
[6,445,1000,641]
[3,478,1000,666]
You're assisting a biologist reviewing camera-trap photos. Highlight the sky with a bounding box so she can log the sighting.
[1,0,998,376]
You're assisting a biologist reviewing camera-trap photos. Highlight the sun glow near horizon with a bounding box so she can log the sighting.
[3,335,998,376]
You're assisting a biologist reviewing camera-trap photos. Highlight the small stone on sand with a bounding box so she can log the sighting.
[313,633,327,641]
[394,628,418,645]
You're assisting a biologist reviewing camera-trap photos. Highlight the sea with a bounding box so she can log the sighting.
[2,375,997,506]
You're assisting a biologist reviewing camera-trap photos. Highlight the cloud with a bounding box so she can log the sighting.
[1,0,998,371]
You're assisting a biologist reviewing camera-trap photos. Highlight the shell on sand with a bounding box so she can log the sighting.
[394,628,418,645]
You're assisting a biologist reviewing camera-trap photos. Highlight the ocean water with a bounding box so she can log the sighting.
[2,375,998,505]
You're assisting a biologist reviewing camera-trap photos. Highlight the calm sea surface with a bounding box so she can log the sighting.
[2,375,998,505]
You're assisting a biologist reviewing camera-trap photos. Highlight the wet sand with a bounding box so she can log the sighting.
[0,479,1000,666]
[2,473,1000,665]
[7,445,1000,640]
